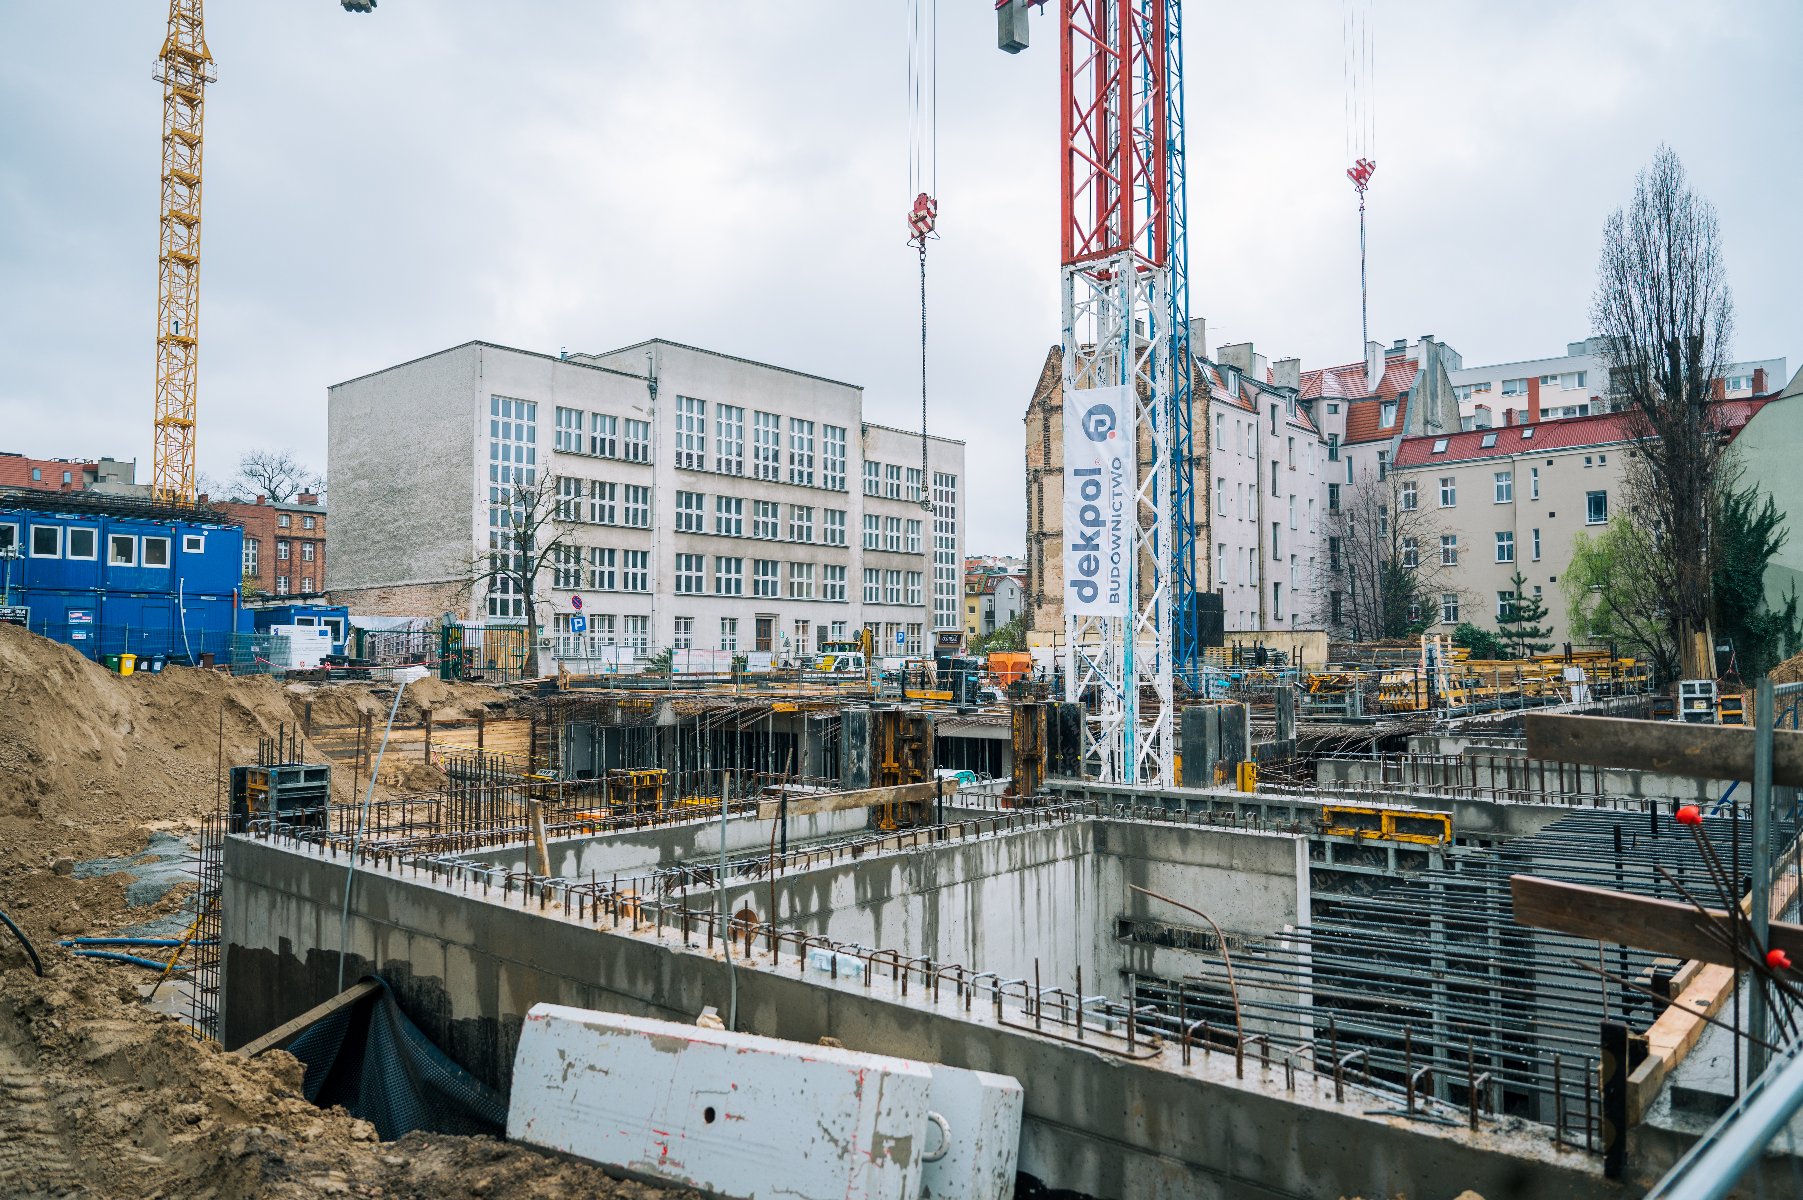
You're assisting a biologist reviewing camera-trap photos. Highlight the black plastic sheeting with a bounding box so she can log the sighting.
[283,976,506,1140]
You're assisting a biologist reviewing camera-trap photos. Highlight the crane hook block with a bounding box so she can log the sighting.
[907,193,938,246]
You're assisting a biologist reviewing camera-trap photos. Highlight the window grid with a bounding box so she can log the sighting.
[713,556,743,596]
[674,396,706,469]
[753,412,782,481]
[715,404,745,475]
[789,419,815,486]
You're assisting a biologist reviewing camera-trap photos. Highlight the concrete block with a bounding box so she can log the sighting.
[508,1003,933,1199]
[920,1064,1023,1200]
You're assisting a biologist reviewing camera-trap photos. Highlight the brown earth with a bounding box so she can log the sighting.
[0,622,518,863]
[0,624,688,1198]
[0,622,521,956]
[0,954,694,1200]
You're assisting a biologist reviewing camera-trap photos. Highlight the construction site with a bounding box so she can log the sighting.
[4,614,1803,1198]
[5,1,1802,1199]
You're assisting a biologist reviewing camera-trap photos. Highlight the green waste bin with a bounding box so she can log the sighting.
[103,654,122,672]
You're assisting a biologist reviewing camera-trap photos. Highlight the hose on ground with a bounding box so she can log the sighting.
[56,937,215,948]
[70,949,187,972]
[0,906,46,977]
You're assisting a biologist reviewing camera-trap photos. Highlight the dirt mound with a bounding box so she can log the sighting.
[0,626,289,858]
[0,955,694,1199]
[284,678,516,729]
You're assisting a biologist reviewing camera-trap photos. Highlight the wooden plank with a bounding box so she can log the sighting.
[1510,874,1803,966]
[756,780,940,821]
[1523,713,1803,786]
[234,979,382,1057]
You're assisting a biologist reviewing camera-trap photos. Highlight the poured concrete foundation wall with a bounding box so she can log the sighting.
[220,834,1613,1199]
[463,807,871,880]
[693,821,1306,1016]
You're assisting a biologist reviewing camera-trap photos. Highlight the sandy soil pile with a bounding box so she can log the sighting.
[0,624,517,935]
[285,677,515,728]
[0,956,693,1200]
[1771,650,1803,685]
[0,624,312,861]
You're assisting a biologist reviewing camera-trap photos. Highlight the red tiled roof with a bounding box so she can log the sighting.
[1299,357,1418,403]
[1301,356,1421,444]
[1343,396,1407,445]
[1392,399,1768,468]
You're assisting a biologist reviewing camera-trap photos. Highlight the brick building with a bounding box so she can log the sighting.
[0,452,142,495]
[206,493,327,599]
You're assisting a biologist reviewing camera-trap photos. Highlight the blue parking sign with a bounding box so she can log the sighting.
[570,614,587,634]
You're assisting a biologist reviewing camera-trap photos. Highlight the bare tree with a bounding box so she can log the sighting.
[1321,469,1454,642]
[468,477,579,678]
[234,449,324,503]
[1591,146,1735,678]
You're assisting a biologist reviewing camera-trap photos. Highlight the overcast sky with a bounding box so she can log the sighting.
[2,2,1797,552]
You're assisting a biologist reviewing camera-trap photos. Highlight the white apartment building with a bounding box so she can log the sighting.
[1205,342,1327,632]
[1451,336,1787,428]
[327,339,964,663]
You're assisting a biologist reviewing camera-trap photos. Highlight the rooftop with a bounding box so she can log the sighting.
[0,487,243,526]
[1392,398,1769,468]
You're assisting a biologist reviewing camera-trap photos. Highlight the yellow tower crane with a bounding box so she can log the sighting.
[150,0,213,505]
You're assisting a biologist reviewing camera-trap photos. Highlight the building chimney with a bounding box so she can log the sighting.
[255,495,265,505]
[1187,317,1207,360]
[1272,357,1301,391]
[1364,341,1383,394]
[1217,342,1256,376]
[297,491,319,506]
[1753,367,1768,394]
[1526,376,1541,425]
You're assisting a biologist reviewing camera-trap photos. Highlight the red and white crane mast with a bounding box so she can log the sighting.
[1004,0,1184,786]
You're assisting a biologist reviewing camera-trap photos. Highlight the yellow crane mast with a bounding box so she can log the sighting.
[150,0,213,505]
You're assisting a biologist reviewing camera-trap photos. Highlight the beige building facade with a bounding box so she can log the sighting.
[1390,398,1771,645]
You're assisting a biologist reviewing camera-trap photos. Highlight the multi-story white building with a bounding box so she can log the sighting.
[327,339,964,664]
[1451,336,1786,428]
[1205,342,1328,632]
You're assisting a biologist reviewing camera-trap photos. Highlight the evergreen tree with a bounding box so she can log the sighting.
[1452,621,1506,660]
[1495,570,1553,659]
[1711,479,1802,677]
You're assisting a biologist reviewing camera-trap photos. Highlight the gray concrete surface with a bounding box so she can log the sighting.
[220,831,1620,1199]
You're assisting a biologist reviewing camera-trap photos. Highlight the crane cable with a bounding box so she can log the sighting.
[907,0,938,521]
[907,0,939,647]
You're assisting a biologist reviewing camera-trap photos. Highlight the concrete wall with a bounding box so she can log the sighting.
[221,834,1616,1200]
[690,820,1308,1040]
[464,807,871,881]
[326,343,482,600]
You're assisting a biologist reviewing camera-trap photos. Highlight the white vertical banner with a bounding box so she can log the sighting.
[1063,385,1136,618]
